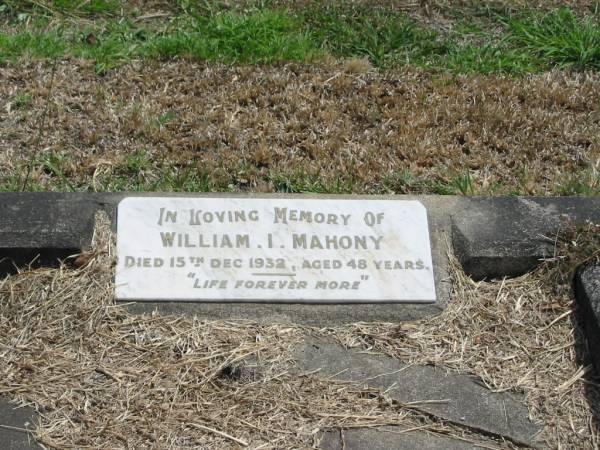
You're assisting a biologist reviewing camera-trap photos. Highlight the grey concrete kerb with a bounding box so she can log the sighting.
[575,261,600,375]
[1,193,600,325]
[0,399,39,450]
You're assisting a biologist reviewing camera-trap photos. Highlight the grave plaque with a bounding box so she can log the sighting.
[115,197,436,303]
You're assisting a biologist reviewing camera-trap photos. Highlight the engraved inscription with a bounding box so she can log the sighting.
[115,198,436,303]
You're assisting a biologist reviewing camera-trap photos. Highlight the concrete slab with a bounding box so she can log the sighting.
[0,398,39,450]
[319,426,483,450]
[575,261,600,374]
[0,193,97,276]
[295,337,540,447]
[452,197,600,280]
[0,193,455,324]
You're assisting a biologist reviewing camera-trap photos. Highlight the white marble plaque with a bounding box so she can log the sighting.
[115,197,436,303]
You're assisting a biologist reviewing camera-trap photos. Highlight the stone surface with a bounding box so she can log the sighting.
[0,398,39,450]
[452,197,600,280]
[295,337,540,446]
[575,262,600,374]
[0,193,97,276]
[319,426,482,450]
[116,197,436,303]
[113,194,453,323]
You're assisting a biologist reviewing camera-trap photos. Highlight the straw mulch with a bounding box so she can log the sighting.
[0,213,598,449]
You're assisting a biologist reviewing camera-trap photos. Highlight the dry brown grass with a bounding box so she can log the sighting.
[0,213,508,449]
[416,0,599,13]
[0,214,598,448]
[1,60,599,194]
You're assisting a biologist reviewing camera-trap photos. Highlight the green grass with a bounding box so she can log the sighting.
[1,4,600,74]
[0,11,320,71]
[0,26,66,60]
[433,172,477,195]
[554,169,600,195]
[302,4,446,67]
[509,8,600,70]
[381,170,420,194]
[268,170,358,194]
[10,149,224,192]
[0,0,120,16]
[444,42,541,75]
[146,11,318,64]
[12,91,32,109]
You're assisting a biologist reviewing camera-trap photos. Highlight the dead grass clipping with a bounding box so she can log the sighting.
[0,213,599,449]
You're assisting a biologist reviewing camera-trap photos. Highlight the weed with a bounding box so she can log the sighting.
[40,152,76,191]
[152,166,216,192]
[122,149,153,175]
[445,41,540,75]
[554,169,600,195]
[268,170,355,194]
[381,170,418,194]
[12,92,32,109]
[156,111,176,128]
[433,171,476,195]
[0,164,44,191]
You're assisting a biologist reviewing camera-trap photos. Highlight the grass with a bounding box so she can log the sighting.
[444,42,541,75]
[509,8,600,69]
[0,11,320,71]
[1,4,600,74]
[2,3,600,196]
[302,4,446,67]
[268,170,358,194]
[0,0,121,16]
[12,91,32,109]
[146,11,318,63]
[10,152,599,196]
[554,169,600,195]
[2,59,599,196]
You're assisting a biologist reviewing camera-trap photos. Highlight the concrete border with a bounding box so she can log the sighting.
[451,197,600,280]
[2,193,600,325]
[0,399,39,450]
[575,261,600,374]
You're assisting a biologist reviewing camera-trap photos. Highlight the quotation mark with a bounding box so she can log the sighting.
[361,275,369,281]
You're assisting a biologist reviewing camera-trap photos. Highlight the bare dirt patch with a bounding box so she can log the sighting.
[1,59,599,194]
